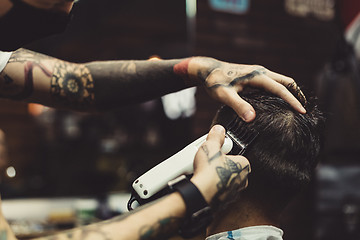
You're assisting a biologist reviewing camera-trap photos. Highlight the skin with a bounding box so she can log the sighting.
[0,0,12,17]
[206,197,278,237]
[0,49,305,122]
[0,125,251,240]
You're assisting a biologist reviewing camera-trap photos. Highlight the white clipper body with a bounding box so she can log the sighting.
[132,134,233,199]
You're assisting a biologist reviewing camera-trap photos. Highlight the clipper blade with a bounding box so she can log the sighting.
[225,117,259,155]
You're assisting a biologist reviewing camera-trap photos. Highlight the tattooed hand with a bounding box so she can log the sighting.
[185,57,306,122]
[190,125,250,207]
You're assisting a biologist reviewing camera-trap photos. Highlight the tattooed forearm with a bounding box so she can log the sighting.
[86,59,185,110]
[0,73,18,97]
[173,58,192,85]
[38,225,111,240]
[13,61,52,100]
[36,197,183,240]
[0,49,52,100]
[10,49,96,108]
[0,48,96,109]
[139,217,181,240]
[50,61,95,109]
[8,48,52,64]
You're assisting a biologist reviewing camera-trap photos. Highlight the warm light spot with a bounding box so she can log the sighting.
[148,55,161,61]
[6,166,16,178]
[28,103,46,116]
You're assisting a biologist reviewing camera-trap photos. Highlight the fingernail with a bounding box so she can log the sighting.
[299,105,306,114]
[212,125,225,134]
[243,110,255,122]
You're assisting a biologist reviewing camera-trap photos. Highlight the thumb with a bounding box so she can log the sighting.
[206,125,226,149]
[193,125,225,178]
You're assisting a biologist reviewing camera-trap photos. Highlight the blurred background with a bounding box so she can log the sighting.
[0,0,360,239]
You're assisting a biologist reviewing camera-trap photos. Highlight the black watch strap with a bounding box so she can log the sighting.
[168,175,208,217]
[168,175,213,238]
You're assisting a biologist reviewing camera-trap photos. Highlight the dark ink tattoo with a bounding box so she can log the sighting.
[211,157,249,206]
[10,61,52,100]
[201,145,209,157]
[66,232,73,239]
[208,151,222,163]
[196,60,221,81]
[0,48,52,100]
[208,68,266,90]
[0,73,19,97]
[50,61,95,109]
[3,74,13,85]
[139,216,181,240]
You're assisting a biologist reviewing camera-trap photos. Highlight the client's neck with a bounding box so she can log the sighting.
[206,198,280,237]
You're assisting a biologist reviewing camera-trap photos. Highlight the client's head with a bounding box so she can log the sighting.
[211,90,324,222]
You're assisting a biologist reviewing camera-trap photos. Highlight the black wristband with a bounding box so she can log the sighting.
[168,175,213,238]
[169,175,208,217]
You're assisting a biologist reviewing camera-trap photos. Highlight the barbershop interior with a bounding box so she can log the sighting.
[1,0,360,239]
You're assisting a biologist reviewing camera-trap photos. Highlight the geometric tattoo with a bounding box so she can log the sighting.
[50,61,95,108]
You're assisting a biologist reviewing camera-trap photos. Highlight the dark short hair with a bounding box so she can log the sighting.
[212,90,325,210]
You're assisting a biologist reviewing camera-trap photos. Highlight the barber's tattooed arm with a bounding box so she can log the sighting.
[0,194,185,240]
[0,48,188,110]
[0,49,304,119]
[85,59,187,110]
[0,125,248,240]
[0,48,95,110]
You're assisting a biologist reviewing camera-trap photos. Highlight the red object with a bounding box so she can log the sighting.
[173,58,192,84]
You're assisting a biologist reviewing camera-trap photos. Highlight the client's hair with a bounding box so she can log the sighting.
[212,90,325,212]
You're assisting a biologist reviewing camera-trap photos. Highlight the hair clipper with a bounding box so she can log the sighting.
[127,134,233,210]
[127,118,259,210]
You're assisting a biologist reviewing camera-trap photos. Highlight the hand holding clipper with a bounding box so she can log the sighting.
[131,133,233,200]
